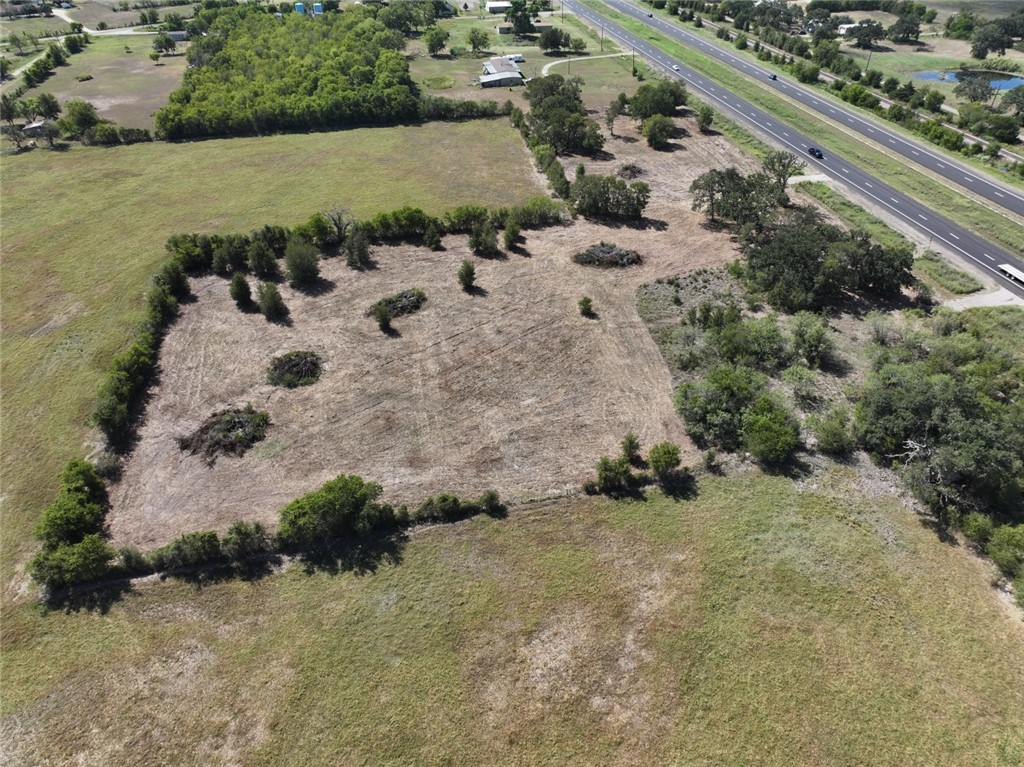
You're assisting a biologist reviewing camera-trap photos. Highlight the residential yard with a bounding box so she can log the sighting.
[410,12,623,108]
[0,120,542,586]
[4,472,1024,766]
[0,15,72,41]
[5,35,185,129]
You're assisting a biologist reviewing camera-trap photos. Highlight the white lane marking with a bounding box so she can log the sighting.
[891,197,899,203]
[918,214,927,220]
[983,253,995,261]
[948,232,960,240]
[865,182,873,188]
[995,191,1005,197]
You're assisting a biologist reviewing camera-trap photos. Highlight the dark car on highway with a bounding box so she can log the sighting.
[807,147,824,159]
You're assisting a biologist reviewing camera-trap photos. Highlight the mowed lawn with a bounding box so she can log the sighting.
[0,121,543,584]
[3,474,1024,766]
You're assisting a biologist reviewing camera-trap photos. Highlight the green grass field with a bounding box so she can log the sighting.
[914,250,984,294]
[0,121,542,584]
[4,474,1023,765]
[0,15,71,41]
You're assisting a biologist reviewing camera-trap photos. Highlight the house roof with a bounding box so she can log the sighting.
[480,72,524,84]
[484,57,519,74]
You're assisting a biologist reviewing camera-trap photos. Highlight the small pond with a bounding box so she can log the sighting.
[912,70,1024,90]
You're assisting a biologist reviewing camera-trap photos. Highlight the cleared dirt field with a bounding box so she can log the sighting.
[109,117,750,547]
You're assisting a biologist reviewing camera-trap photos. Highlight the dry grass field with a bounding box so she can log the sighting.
[109,115,749,547]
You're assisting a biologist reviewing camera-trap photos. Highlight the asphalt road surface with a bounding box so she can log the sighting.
[585,0,1024,219]
[564,0,1024,298]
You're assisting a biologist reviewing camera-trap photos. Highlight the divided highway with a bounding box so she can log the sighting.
[563,0,1024,298]
[583,0,1024,219]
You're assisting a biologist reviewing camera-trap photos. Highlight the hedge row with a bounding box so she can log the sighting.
[31,468,505,594]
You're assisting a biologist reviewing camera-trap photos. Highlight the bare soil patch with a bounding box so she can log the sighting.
[109,129,743,547]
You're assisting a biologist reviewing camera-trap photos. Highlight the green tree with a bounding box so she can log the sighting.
[954,73,995,105]
[538,27,571,52]
[257,282,288,321]
[58,99,99,137]
[504,0,534,35]
[629,80,687,121]
[424,26,450,55]
[458,259,476,291]
[595,455,633,494]
[569,37,587,54]
[29,534,115,591]
[887,15,920,43]
[807,406,855,457]
[844,20,884,49]
[578,296,593,316]
[970,22,1011,60]
[647,442,681,483]
[284,238,320,289]
[503,221,520,250]
[221,521,272,562]
[247,240,278,279]
[35,92,61,120]
[690,167,742,222]
[153,32,177,55]
[743,394,800,465]
[642,113,675,149]
[276,474,398,548]
[230,273,252,307]
[761,150,804,204]
[696,105,714,132]
[468,27,490,53]
[469,221,499,256]
[1001,85,1024,121]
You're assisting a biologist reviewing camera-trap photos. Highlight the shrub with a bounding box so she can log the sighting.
[92,335,158,448]
[674,365,767,450]
[151,530,223,572]
[373,302,392,332]
[595,455,633,494]
[961,512,995,547]
[345,225,372,268]
[229,273,251,307]
[221,521,272,562]
[807,406,856,457]
[276,474,398,549]
[987,525,1024,577]
[155,260,190,300]
[415,493,480,523]
[446,255,473,291]
[617,163,644,179]
[503,221,521,250]
[178,405,270,464]
[621,432,642,465]
[573,242,642,268]
[424,222,443,251]
[267,351,323,388]
[29,535,115,592]
[247,240,279,279]
[696,105,714,132]
[791,312,835,368]
[444,205,490,234]
[257,282,288,322]
[578,296,594,316]
[743,394,801,466]
[284,237,320,289]
[647,442,681,483]
[35,493,106,551]
[370,289,428,320]
[469,221,500,257]
[642,114,675,149]
[117,546,153,577]
[782,364,819,407]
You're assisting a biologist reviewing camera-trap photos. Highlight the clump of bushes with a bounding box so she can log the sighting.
[368,289,427,320]
[414,490,505,523]
[178,405,270,464]
[257,282,288,322]
[573,242,643,268]
[276,474,403,549]
[267,351,323,388]
[29,460,116,593]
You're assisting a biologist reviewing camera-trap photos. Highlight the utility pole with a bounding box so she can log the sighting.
[600,25,604,51]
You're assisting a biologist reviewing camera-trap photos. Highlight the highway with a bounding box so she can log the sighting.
[563,0,1024,298]
[578,0,1024,219]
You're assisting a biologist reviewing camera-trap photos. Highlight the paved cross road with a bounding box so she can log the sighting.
[563,0,1024,298]
[583,0,1024,219]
